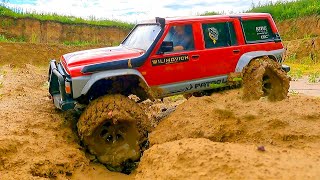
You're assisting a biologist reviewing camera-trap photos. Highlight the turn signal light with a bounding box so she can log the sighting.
[65,81,71,94]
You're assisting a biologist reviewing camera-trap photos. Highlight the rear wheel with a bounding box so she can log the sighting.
[242,57,290,101]
[77,94,149,172]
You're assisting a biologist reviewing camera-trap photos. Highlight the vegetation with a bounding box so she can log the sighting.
[200,11,220,16]
[63,40,101,46]
[287,62,320,80]
[210,83,226,89]
[201,0,320,21]
[285,53,320,83]
[0,4,134,29]
[63,40,120,47]
[248,0,320,21]
[308,72,320,83]
[0,34,25,42]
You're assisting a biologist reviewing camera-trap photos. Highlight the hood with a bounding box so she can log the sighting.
[61,46,145,68]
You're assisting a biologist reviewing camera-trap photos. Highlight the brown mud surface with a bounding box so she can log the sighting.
[150,90,320,147]
[138,90,320,179]
[136,138,320,179]
[0,65,132,179]
[0,42,319,179]
[1,62,319,179]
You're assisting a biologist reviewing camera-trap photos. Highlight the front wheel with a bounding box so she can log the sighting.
[242,57,290,101]
[77,94,149,172]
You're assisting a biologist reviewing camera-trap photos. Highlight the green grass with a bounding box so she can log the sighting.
[287,62,320,79]
[63,40,100,46]
[200,11,220,16]
[63,40,120,46]
[201,0,320,21]
[0,34,25,42]
[0,4,134,29]
[308,72,320,83]
[210,83,226,89]
[248,0,320,21]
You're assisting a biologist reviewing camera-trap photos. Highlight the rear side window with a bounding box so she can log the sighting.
[242,19,273,43]
[202,22,237,49]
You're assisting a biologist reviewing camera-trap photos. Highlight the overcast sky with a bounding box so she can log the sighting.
[5,0,290,23]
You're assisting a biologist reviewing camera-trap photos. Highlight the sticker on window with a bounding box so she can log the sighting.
[256,26,269,39]
[208,27,219,44]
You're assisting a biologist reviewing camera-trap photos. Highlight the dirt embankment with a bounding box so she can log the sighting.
[277,15,320,40]
[0,42,104,66]
[0,16,129,44]
[283,37,319,63]
[276,16,320,63]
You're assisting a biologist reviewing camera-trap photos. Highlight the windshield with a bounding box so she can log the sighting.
[122,24,161,51]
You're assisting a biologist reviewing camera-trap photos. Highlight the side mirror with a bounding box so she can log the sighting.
[159,41,173,54]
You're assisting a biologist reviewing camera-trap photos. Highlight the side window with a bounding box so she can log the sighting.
[163,24,194,52]
[242,19,273,43]
[202,22,237,49]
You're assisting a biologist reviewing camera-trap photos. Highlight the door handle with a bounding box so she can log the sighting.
[233,49,240,53]
[192,55,200,59]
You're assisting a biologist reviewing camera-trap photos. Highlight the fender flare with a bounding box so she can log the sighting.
[80,69,149,96]
[235,49,284,72]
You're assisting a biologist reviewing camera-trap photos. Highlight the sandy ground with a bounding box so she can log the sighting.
[136,138,320,179]
[290,76,320,97]
[0,65,132,179]
[137,89,320,179]
[0,64,319,179]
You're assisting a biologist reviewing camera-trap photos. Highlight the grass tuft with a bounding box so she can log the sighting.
[0,34,25,42]
[200,11,220,16]
[308,72,320,83]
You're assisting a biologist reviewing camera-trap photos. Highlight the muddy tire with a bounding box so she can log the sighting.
[242,57,290,101]
[77,94,149,171]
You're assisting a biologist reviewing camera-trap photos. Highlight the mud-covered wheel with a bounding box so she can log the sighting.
[242,57,290,101]
[77,94,149,172]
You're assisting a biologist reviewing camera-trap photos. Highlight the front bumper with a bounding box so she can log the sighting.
[48,60,76,111]
[282,64,290,73]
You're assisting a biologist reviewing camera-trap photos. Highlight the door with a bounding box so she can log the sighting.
[197,20,242,77]
[142,23,203,86]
